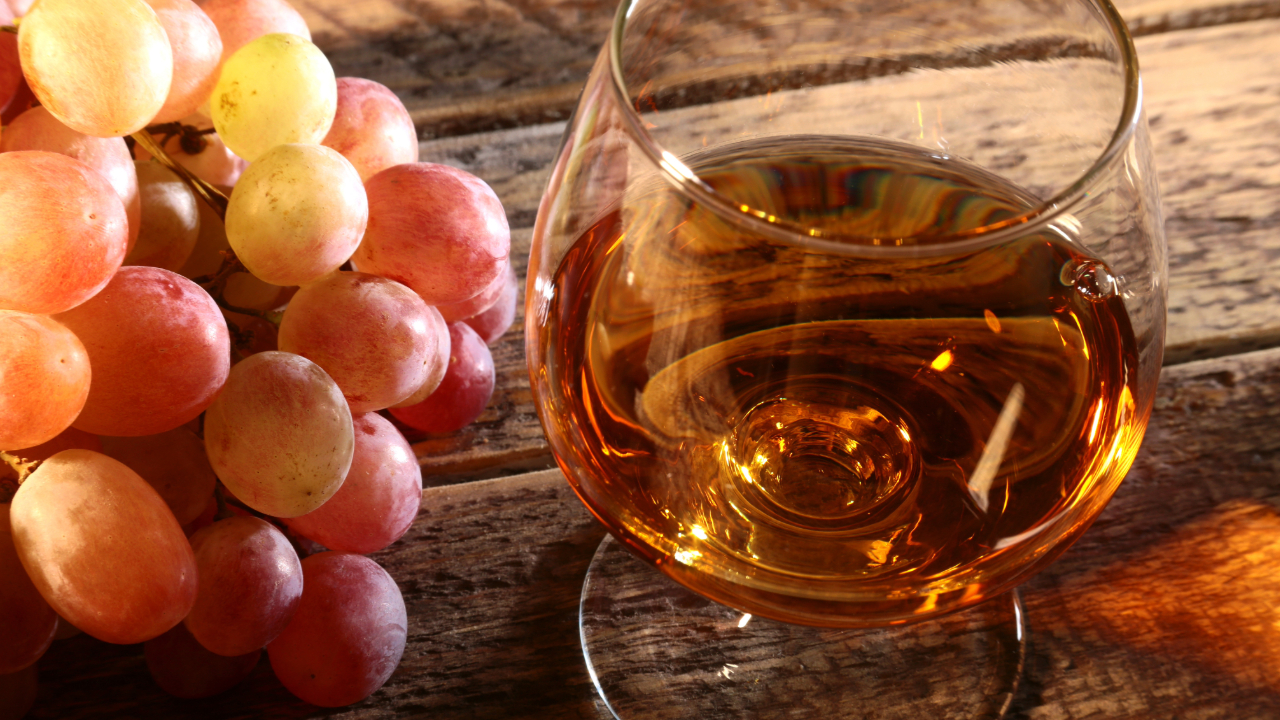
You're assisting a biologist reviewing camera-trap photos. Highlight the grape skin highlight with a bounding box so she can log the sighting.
[0,311,90,452]
[18,0,173,137]
[0,151,129,315]
[284,413,422,554]
[56,267,231,437]
[225,143,366,286]
[211,33,336,162]
[9,450,198,645]
[355,162,511,305]
[203,351,354,518]
[268,553,407,707]
[185,516,303,657]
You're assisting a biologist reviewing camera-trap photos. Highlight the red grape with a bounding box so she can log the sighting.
[0,3,18,114]
[278,272,445,413]
[145,0,223,124]
[145,622,260,699]
[56,266,230,437]
[0,151,128,315]
[390,322,495,434]
[185,516,303,656]
[99,427,218,526]
[0,106,142,252]
[199,0,310,67]
[0,505,56,674]
[125,160,201,271]
[284,413,421,553]
[464,262,519,345]
[354,162,510,305]
[268,552,406,707]
[321,77,418,182]
[9,450,198,645]
[9,427,102,461]
[390,305,450,408]
[0,311,90,452]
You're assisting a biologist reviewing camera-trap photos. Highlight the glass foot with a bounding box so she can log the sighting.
[580,536,1027,720]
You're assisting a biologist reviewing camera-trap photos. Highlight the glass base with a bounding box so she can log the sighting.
[580,536,1027,720]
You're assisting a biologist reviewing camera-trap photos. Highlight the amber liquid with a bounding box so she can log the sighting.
[532,136,1146,626]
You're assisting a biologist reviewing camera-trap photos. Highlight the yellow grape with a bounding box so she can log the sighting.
[18,0,172,137]
[210,33,336,162]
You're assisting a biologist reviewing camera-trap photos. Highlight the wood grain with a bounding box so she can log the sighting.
[298,0,1280,139]
[407,19,1280,481]
[24,343,1280,718]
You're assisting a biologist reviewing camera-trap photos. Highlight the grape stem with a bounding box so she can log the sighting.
[0,450,39,485]
[1,25,16,34]
[130,129,229,220]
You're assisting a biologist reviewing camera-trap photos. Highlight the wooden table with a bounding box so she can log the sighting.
[25,0,1280,717]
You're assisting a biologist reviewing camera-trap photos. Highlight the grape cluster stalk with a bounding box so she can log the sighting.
[0,0,518,712]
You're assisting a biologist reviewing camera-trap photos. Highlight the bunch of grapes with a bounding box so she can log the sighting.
[0,0,518,712]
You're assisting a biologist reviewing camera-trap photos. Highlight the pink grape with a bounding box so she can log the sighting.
[178,183,235,279]
[390,322,496,434]
[0,3,21,115]
[0,75,34,124]
[0,505,56,674]
[225,143,366,286]
[390,305,450,408]
[0,151,128,315]
[354,162,510,305]
[0,665,38,720]
[268,552,406,707]
[56,266,230,437]
[0,312,90,452]
[185,516,303,657]
[284,413,422,553]
[145,622,260,699]
[465,262,519,345]
[436,258,511,323]
[100,427,218,526]
[124,160,200,271]
[182,493,219,537]
[278,272,445,413]
[18,0,173,137]
[203,351,354,518]
[9,450,198,645]
[145,0,223,124]
[198,0,310,68]
[0,106,142,252]
[321,77,419,182]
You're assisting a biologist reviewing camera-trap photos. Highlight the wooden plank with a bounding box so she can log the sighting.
[295,0,1280,139]
[406,19,1280,480]
[24,343,1280,718]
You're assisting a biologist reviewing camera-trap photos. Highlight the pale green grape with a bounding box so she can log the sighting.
[225,143,366,286]
[203,351,354,518]
[18,0,172,137]
[210,33,337,162]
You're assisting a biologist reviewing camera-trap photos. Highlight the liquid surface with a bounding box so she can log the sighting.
[532,136,1145,625]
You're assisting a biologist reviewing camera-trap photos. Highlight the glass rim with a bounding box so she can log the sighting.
[605,0,1144,258]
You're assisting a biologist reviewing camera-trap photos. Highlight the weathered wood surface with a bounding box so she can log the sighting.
[25,344,1280,718]
[300,0,1280,139]
[408,17,1280,482]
